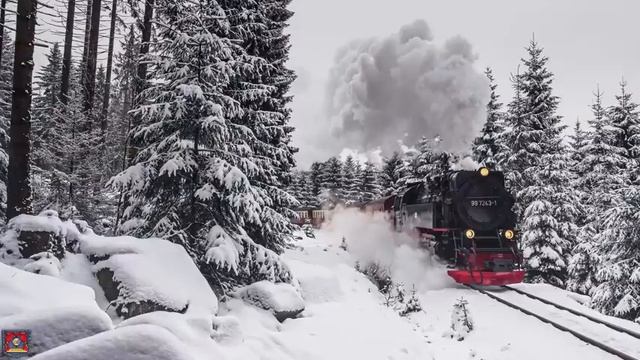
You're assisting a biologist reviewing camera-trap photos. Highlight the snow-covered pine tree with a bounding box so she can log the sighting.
[309,161,323,206]
[219,0,298,252]
[297,171,314,207]
[32,43,63,171]
[319,157,342,205]
[499,68,528,197]
[0,31,13,221]
[567,89,628,294]
[110,0,292,294]
[589,83,640,318]
[509,39,577,287]
[341,155,360,204]
[590,186,640,321]
[30,43,73,213]
[380,152,403,195]
[472,67,504,169]
[607,80,640,181]
[360,161,382,202]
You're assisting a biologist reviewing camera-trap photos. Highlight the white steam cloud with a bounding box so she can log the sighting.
[321,208,453,291]
[325,19,489,156]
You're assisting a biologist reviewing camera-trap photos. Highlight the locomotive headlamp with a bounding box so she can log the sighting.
[479,167,490,177]
[504,229,515,240]
[465,229,475,239]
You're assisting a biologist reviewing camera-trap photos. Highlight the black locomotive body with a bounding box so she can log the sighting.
[364,167,525,286]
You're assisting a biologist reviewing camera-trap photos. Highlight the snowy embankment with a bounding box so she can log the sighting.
[2,209,640,359]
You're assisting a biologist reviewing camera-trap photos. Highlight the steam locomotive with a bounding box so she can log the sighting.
[363,167,525,286]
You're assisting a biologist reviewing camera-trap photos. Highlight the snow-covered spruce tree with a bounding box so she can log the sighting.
[380,152,403,195]
[0,31,13,222]
[219,0,299,252]
[607,81,640,180]
[297,171,314,207]
[590,186,640,321]
[110,0,292,295]
[32,43,63,171]
[567,89,628,294]
[319,157,342,204]
[341,155,360,204]
[309,161,323,205]
[507,39,577,286]
[360,161,382,202]
[472,67,505,169]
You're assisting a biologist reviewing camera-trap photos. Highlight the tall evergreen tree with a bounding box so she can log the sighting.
[309,161,323,205]
[341,155,360,204]
[380,152,403,195]
[507,39,576,286]
[111,0,292,293]
[590,186,640,321]
[472,67,504,169]
[360,161,382,202]
[218,0,298,251]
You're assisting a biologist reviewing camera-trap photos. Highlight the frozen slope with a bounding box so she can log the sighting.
[283,228,635,360]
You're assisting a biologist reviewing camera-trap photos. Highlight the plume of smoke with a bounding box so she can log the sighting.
[325,19,489,157]
[451,156,480,171]
[322,207,453,291]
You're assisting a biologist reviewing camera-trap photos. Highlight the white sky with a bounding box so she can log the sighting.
[287,0,640,168]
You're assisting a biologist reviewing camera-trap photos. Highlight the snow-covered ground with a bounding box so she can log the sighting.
[3,210,640,359]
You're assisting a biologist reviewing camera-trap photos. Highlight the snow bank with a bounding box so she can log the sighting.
[320,207,452,291]
[31,325,199,360]
[285,260,343,303]
[79,235,218,317]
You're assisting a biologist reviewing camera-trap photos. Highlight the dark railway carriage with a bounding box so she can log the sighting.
[291,207,329,228]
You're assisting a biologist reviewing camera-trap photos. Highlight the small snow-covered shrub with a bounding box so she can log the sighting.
[358,261,392,292]
[449,297,473,341]
[399,285,423,316]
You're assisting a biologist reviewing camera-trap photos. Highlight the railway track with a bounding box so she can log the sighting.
[467,284,640,360]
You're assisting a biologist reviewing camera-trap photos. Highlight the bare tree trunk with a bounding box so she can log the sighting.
[0,0,7,69]
[80,0,92,86]
[100,0,117,134]
[60,0,76,104]
[7,0,37,219]
[82,0,101,113]
[126,0,153,163]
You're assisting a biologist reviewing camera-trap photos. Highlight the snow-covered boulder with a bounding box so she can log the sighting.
[0,262,112,355]
[79,235,218,319]
[31,325,200,360]
[236,280,305,322]
[0,211,82,269]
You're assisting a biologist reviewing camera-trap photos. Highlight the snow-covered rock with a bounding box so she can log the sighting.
[0,212,81,266]
[79,235,218,319]
[31,325,200,360]
[236,280,305,322]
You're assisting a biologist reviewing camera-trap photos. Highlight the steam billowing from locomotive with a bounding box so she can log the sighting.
[325,19,489,156]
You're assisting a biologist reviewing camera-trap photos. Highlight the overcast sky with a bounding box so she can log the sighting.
[287,0,640,168]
